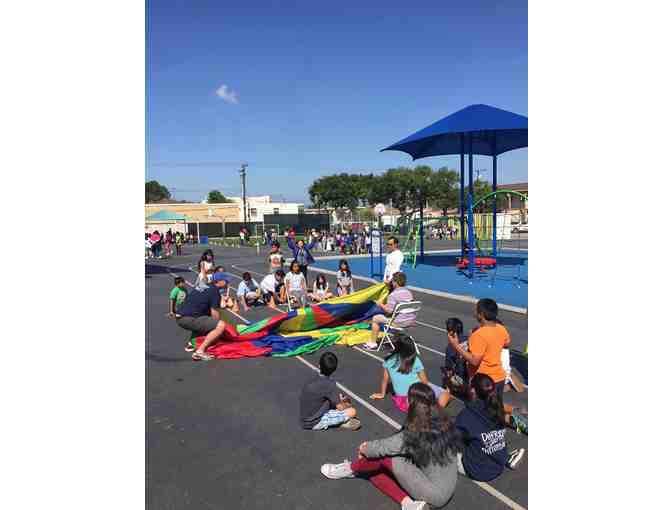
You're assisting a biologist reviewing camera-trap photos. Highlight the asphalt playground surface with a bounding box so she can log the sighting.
[146,243,528,510]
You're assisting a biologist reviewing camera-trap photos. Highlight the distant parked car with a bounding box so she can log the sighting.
[512,224,528,233]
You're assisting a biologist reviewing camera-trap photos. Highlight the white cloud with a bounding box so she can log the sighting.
[215,84,239,104]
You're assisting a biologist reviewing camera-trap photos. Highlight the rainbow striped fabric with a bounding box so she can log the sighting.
[192,283,390,359]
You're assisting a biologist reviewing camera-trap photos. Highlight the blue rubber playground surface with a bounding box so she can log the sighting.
[313,250,528,308]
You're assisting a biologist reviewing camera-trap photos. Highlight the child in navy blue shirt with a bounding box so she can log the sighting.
[455,374,525,481]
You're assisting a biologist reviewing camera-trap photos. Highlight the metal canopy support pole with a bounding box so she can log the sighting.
[492,133,498,258]
[460,134,465,258]
[468,133,475,278]
[419,201,425,263]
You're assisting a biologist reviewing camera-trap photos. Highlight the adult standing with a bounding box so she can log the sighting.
[383,237,404,283]
[176,272,231,361]
[150,230,161,259]
[175,231,183,256]
[287,236,316,284]
[164,228,173,257]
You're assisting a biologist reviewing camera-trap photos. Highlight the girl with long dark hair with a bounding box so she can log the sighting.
[336,259,354,296]
[370,333,432,413]
[321,382,460,510]
[311,274,333,302]
[455,374,525,481]
[195,249,215,289]
[284,260,308,308]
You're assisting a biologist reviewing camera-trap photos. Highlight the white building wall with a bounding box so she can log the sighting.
[224,196,303,221]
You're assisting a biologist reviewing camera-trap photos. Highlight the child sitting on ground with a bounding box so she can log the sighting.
[336,259,354,296]
[321,382,459,510]
[440,318,469,405]
[168,277,187,317]
[299,352,361,431]
[311,274,333,302]
[236,271,262,312]
[455,374,526,480]
[370,333,445,412]
[260,269,286,310]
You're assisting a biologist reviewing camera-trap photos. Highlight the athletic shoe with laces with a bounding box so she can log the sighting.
[338,418,361,430]
[401,499,428,510]
[184,342,195,353]
[507,448,526,470]
[361,343,378,351]
[320,460,354,479]
[191,351,215,361]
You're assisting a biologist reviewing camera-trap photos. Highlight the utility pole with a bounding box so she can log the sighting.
[240,163,248,227]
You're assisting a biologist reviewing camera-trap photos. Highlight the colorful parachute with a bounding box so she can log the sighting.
[190,283,390,359]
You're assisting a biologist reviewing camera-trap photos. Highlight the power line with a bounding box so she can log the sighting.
[150,161,250,168]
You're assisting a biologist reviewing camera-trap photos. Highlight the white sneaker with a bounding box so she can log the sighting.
[361,342,378,351]
[320,459,354,479]
[401,499,427,510]
[507,448,526,470]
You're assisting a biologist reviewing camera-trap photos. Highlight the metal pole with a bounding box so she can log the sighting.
[460,134,465,257]
[240,163,248,228]
[468,133,475,278]
[492,134,498,257]
[419,196,425,263]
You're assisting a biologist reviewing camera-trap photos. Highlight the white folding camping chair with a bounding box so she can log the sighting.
[376,301,422,354]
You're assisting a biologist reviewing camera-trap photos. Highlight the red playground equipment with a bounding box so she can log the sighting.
[456,256,496,270]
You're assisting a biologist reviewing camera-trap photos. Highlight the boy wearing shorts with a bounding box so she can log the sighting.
[299,352,361,431]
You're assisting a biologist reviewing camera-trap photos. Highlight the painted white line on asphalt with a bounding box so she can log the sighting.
[471,481,526,510]
[166,263,527,510]
[296,353,526,510]
[295,355,402,430]
[300,265,527,314]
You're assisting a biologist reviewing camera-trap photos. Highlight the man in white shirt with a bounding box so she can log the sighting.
[383,236,404,283]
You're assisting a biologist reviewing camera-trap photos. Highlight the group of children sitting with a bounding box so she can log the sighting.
[300,298,528,510]
[168,245,357,327]
[225,242,357,312]
[167,246,528,509]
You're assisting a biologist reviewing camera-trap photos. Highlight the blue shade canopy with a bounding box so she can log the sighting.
[381,104,528,159]
[146,210,190,221]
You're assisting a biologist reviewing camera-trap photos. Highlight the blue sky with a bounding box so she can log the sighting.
[146,0,527,203]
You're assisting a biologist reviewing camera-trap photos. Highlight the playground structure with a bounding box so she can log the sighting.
[396,192,527,270]
[382,104,528,279]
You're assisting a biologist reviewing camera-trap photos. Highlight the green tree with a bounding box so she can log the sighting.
[145,180,171,203]
[207,190,232,203]
[429,167,459,216]
[471,180,508,213]
[309,174,359,217]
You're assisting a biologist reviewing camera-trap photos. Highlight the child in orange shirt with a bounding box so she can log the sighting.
[447,298,527,434]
